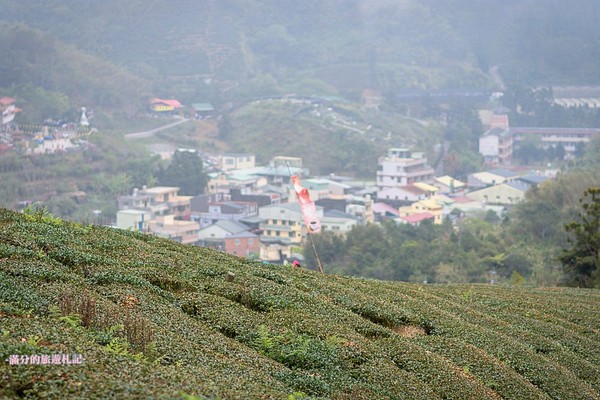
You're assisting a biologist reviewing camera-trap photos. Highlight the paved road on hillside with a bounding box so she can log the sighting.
[124,117,190,139]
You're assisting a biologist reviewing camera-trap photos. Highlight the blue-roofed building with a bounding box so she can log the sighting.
[486,168,520,180]
[517,174,549,188]
[321,209,360,235]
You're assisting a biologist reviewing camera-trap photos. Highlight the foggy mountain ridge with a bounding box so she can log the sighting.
[2,0,600,109]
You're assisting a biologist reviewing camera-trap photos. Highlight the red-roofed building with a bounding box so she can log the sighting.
[373,202,399,221]
[0,97,16,106]
[398,212,435,226]
[150,98,183,113]
[490,114,509,130]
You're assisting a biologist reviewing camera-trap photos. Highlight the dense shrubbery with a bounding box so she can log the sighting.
[0,208,599,399]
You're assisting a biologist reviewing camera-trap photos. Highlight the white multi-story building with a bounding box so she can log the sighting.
[479,127,513,166]
[479,126,600,164]
[376,148,435,202]
[1,97,18,132]
[118,186,192,219]
[511,127,600,154]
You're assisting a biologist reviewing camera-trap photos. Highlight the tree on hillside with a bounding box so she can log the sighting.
[559,187,600,288]
[158,150,207,196]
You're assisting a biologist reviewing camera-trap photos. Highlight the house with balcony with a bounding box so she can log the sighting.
[207,171,265,194]
[118,186,191,219]
[220,153,256,171]
[376,148,435,203]
[258,203,324,245]
[147,214,200,245]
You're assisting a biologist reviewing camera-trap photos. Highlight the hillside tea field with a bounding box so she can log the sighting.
[0,208,599,399]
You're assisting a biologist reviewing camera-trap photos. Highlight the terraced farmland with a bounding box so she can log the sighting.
[1,208,599,399]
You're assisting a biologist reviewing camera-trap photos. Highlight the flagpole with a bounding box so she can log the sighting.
[308,232,324,274]
[286,161,324,274]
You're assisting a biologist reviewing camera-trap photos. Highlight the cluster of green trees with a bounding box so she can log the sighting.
[157,150,208,196]
[559,188,600,287]
[305,216,561,286]
[502,86,600,128]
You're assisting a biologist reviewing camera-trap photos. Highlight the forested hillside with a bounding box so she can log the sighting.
[0,23,151,120]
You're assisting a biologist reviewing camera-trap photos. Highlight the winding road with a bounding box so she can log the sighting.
[124,117,190,139]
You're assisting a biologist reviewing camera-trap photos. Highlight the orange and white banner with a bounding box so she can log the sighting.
[291,175,321,233]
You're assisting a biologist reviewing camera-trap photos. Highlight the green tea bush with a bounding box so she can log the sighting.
[1,208,599,399]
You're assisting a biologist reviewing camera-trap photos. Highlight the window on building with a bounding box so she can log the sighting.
[235,239,240,245]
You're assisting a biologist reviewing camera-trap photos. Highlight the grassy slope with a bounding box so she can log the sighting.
[0,208,599,399]
[227,100,437,176]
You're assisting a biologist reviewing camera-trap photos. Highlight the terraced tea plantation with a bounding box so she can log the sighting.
[1,208,599,399]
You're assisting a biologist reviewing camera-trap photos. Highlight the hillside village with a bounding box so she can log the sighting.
[3,91,599,266]
[114,121,592,267]
[113,144,562,264]
[1,97,94,155]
